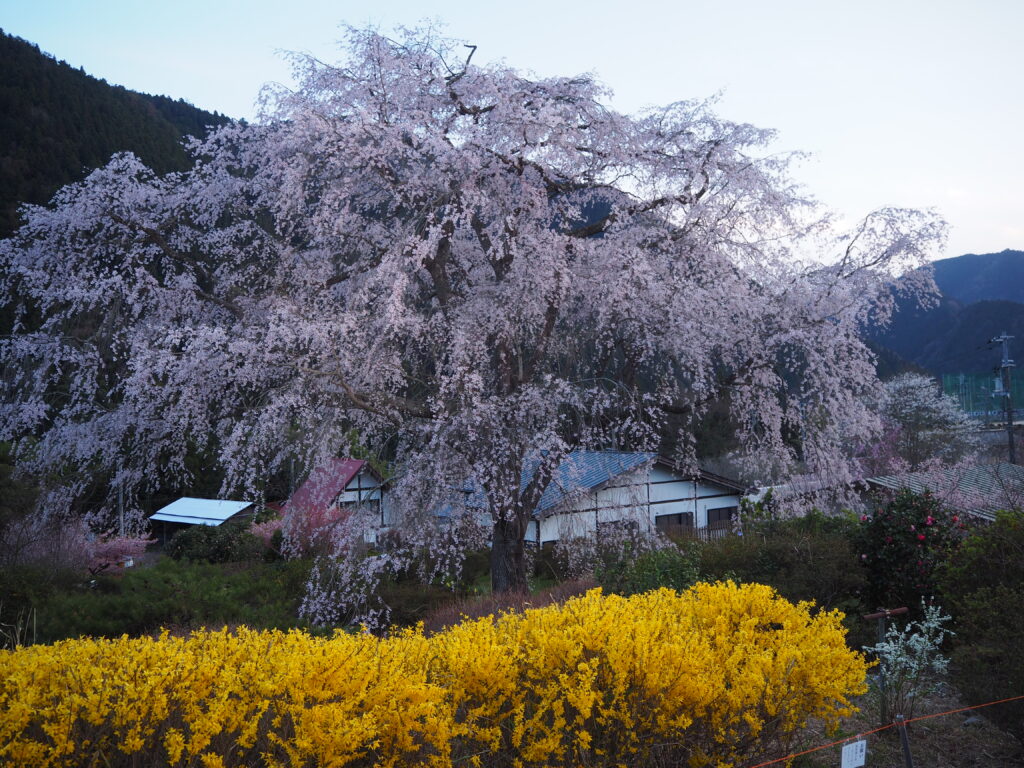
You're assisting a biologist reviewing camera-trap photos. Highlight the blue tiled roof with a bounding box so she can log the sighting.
[452,451,657,518]
[534,451,655,515]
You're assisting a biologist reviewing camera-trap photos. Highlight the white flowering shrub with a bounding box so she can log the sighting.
[866,601,953,720]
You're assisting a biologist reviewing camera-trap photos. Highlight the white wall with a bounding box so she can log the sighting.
[336,468,388,540]
[525,463,741,544]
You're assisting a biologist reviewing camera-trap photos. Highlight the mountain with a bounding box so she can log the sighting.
[932,250,1024,305]
[870,250,1024,376]
[0,29,232,237]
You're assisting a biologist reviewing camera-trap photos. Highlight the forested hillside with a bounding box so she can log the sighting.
[0,29,231,236]
[871,250,1024,375]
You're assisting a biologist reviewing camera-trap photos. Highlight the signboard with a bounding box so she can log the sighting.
[840,739,866,768]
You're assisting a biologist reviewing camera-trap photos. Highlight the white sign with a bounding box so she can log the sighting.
[840,740,867,768]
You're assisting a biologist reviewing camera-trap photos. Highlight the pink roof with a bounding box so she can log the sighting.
[286,458,367,519]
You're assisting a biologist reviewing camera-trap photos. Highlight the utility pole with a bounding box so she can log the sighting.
[991,332,1017,464]
[116,464,125,537]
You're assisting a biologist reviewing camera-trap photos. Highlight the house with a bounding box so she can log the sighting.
[149,497,256,542]
[285,457,387,530]
[865,462,1024,521]
[516,451,746,544]
[281,452,743,546]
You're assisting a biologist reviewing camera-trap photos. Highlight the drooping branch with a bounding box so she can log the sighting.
[106,212,244,318]
[297,365,434,422]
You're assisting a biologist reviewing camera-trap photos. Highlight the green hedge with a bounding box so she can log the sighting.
[166,521,266,563]
[700,513,866,612]
[31,557,314,642]
[940,511,1024,741]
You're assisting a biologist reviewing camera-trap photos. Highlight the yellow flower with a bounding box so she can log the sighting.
[0,583,866,768]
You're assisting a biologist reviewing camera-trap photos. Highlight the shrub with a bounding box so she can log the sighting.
[33,557,313,642]
[595,541,700,596]
[0,583,869,768]
[167,522,265,563]
[939,511,1024,740]
[0,563,79,619]
[941,510,1024,598]
[699,515,866,611]
[855,489,965,612]
[865,601,953,720]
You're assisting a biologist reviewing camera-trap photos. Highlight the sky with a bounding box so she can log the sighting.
[3,0,1022,259]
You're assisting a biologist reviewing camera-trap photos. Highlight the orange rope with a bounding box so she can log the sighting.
[746,693,1024,768]
[747,725,892,768]
[904,693,1024,724]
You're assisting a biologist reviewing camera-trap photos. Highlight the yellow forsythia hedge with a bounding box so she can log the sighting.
[0,583,868,767]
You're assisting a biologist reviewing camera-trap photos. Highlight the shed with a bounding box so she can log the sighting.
[149,497,256,542]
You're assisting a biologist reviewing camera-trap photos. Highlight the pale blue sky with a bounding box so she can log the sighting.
[3,0,1022,258]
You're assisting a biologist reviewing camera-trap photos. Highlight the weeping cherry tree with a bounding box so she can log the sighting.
[0,27,945,609]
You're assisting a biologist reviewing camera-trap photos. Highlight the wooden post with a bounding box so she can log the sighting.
[895,714,915,768]
[863,606,909,726]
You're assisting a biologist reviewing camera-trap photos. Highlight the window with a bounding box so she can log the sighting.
[707,506,738,530]
[655,512,694,533]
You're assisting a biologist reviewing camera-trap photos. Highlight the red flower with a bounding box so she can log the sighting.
[917,533,926,541]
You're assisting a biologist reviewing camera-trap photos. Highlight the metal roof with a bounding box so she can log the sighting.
[867,462,1024,520]
[287,458,369,519]
[150,497,254,526]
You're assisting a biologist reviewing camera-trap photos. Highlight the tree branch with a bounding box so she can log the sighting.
[107,212,243,318]
[297,365,434,421]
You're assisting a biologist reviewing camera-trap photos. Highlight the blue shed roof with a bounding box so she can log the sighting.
[150,497,254,526]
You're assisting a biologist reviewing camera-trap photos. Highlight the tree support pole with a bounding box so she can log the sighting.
[863,606,908,727]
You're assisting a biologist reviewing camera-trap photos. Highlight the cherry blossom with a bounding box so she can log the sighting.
[0,26,946,601]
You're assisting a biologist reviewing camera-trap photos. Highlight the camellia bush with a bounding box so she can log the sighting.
[0,582,868,768]
[856,489,965,611]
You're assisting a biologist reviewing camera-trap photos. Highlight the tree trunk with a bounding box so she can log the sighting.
[490,516,529,593]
